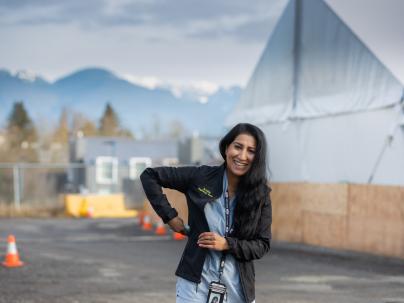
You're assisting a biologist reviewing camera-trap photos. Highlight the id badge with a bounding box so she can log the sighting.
[206,281,227,303]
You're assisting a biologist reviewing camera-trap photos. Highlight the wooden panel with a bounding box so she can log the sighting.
[165,189,188,224]
[302,211,347,249]
[346,215,403,257]
[347,184,404,258]
[271,183,303,242]
[348,184,402,217]
[143,189,188,224]
[301,183,348,215]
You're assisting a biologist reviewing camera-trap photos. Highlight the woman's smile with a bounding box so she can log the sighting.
[226,133,256,178]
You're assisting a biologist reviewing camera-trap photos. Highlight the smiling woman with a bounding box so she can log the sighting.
[140,123,272,303]
[225,133,256,180]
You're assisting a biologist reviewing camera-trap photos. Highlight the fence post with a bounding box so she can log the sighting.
[13,164,21,210]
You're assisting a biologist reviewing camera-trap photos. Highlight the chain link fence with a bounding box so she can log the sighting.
[0,163,146,214]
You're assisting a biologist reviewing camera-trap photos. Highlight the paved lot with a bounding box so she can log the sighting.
[0,218,403,303]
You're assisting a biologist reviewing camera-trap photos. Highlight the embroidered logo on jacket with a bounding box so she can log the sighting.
[197,187,213,198]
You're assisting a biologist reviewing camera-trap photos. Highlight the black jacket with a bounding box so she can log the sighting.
[140,164,272,303]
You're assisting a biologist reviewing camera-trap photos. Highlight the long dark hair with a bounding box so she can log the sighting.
[219,123,270,238]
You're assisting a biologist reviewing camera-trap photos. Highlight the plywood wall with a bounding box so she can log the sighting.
[143,188,188,224]
[271,183,404,259]
[143,183,404,259]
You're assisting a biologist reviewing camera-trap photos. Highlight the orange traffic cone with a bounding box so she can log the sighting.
[86,205,94,218]
[2,235,24,268]
[173,232,186,241]
[142,214,153,231]
[155,220,167,235]
[138,211,145,226]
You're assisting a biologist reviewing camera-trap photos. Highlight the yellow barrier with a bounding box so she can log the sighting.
[64,194,137,218]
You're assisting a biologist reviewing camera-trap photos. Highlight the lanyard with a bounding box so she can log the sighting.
[218,190,230,282]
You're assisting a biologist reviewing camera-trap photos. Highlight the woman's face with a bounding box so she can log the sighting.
[225,133,256,178]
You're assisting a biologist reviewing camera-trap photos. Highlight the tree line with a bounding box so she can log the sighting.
[0,101,132,163]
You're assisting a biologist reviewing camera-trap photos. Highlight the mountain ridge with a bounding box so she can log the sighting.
[0,67,241,136]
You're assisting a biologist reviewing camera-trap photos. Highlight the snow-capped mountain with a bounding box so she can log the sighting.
[0,68,241,136]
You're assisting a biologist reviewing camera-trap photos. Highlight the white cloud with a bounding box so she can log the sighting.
[121,73,219,102]
[186,80,219,96]
[13,69,40,82]
[166,80,219,103]
[122,74,162,89]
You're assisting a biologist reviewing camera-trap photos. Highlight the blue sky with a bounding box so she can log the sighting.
[0,0,403,89]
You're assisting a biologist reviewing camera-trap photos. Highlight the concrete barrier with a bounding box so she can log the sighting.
[64,194,137,218]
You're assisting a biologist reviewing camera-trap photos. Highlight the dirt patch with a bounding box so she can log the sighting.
[0,204,66,218]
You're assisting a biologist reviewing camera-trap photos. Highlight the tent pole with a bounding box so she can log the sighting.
[292,0,302,111]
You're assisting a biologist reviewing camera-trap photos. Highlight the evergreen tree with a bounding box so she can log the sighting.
[52,108,69,144]
[98,103,133,138]
[99,103,119,136]
[5,101,38,161]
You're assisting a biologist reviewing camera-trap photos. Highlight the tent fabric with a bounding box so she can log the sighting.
[263,105,404,185]
[229,0,295,124]
[226,0,404,185]
[227,0,404,126]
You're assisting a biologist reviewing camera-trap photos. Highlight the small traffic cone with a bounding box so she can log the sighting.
[138,211,145,227]
[142,214,153,231]
[172,232,186,241]
[155,220,167,235]
[86,205,94,218]
[2,235,24,268]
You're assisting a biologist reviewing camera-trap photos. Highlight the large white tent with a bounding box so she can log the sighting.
[227,0,404,185]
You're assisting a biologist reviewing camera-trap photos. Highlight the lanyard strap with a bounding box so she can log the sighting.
[218,190,230,282]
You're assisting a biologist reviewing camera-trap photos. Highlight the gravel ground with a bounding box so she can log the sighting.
[0,218,403,303]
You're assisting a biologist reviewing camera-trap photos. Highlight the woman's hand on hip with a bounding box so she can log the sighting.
[197,232,229,251]
[168,217,186,234]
